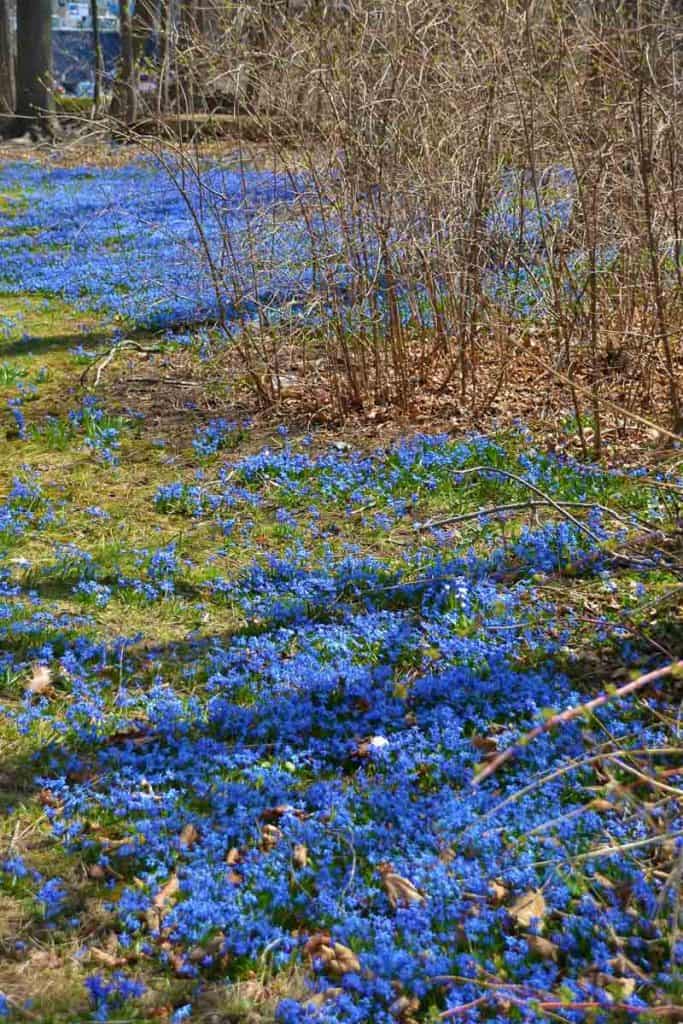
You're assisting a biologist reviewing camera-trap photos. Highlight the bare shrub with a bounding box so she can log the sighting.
[111,0,683,435]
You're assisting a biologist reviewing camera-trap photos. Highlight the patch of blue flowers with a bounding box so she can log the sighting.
[85,973,146,1023]
[0,160,577,333]
[0,160,313,329]
[0,474,54,551]
[1,431,680,1022]
[192,417,251,457]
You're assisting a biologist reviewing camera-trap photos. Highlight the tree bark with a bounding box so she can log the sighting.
[157,0,171,115]
[132,0,156,66]
[131,0,156,114]
[3,0,57,137]
[90,0,105,115]
[177,0,198,114]
[0,0,14,116]
[111,0,136,124]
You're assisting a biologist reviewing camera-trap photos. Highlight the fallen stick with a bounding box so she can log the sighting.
[416,499,657,534]
[449,466,604,545]
[472,659,683,786]
[81,339,164,387]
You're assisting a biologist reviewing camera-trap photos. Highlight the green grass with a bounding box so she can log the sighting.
[0,278,681,1021]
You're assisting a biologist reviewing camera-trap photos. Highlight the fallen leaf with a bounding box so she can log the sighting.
[148,1007,172,1021]
[327,942,361,975]
[304,933,331,957]
[380,866,426,907]
[89,946,127,968]
[471,734,498,755]
[153,873,179,910]
[309,941,361,976]
[590,798,614,812]
[27,664,53,696]
[169,951,185,974]
[261,804,304,821]
[27,949,62,970]
[179,824,199,848]
[526,934,559,961]
[38,788,62,809]
[389,994,421,1018]
[226,846,241,865]
[261,824,282,850]
[304,987,343,1009]
[508,889,547,929]
[489,880,509,904]
[581,971,636,1001]
[292,843,308,869]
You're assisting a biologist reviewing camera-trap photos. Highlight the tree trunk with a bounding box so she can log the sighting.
[132,0,156,65]
[131,0,156,114]
[3,0,57,137]
[157,0,171,115]
[90,0,105,115]
[111,0,136,124]
[177,0,198,113]
[0,0,15,116]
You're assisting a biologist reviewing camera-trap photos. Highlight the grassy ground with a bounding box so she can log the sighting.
[0,170,682,1024]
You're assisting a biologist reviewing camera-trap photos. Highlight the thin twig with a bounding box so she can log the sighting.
[607,755,683,798]
[415,499,658,534]
[532,828,683,867]
[472,660,683,785]
[449,466,604,544]
[473,746,681,829]
[81,339,164,387]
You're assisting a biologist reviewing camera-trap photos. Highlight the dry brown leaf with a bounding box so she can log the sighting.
[389,995,421,1018]
[261,824,282,850]
[526,935,559,961]
[471,734,498,755]
[27,949,62,970]
[293,843,308,869]
[305,934,360,976]
[325,942,361,975]
[304,987,343,1009]
[169,951,185,974]
[153,873,179,909]
[508,889,547,929]
[590,798,614,812]
[304,933,330,956]
[489,880,509,904]
[261,804,305,822]
[38,788,62,809]
[381,868,426,908]
[179,824,199,848]
[27,664,53,696]
[226,846,241,865]
[227,870,242,886]
[89,946,127,968]
[148,1006,172,1021]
